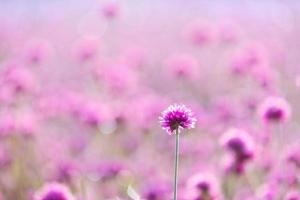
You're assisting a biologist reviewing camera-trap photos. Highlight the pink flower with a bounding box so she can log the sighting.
[119,46,146,69]
[100,1,120,19]
[124,94,166,130]
[73,36,99,62]
[220,128,255,174]
[1,63,36,94]
[185,172,221,200]
[0,112,15,137]
[142,180,171,200]
[250,64,277,90]
[286,143,300,168]
[22,39,53,65]
[34,183,75,200]
[229,44,269,76]
[257,96,291,124]
[255,182,278,200]
[16,111,39,137]
[184,21,216,46]
[159,104,197,135]
[285,190,300,200]
[164,54,199,80]
[218,22,240,44]
[94,62,138,95]
[220,128,254,155]
[74,101,110,128]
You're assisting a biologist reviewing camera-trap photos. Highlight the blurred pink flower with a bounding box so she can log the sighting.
[164,54,200,80]
[22,39,53,65]
[255,182,278,200]
[286,143,300,168]
[220,128,255,174]
[1,62,36,94]
[100,1,120,19]
[119,47,147,69]
[72,36,99,62]
[124,94,166,130]
[250,64,277,90]
[184,21,216,46]
[185,172,221,200]
[218,22,240,44]
[53,161,77,183]
[34,183,75,200]
[285,190,300,200]
[257,96,291,124]
[0,112,15,137]
[142,180,171,200]
[95,62,138,95]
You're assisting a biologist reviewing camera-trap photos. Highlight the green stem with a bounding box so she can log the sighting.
[173,129,180,200]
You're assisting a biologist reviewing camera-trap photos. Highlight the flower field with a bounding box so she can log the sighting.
[0,1,299,200]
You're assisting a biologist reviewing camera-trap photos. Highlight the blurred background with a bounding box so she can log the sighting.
[0,0,300,200]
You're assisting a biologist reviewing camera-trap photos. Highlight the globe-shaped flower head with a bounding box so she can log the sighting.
[220,128,255,174]
[185,173,221,200]
[159,104,196,135]
[34,183,75,200]
[257,96,291,124]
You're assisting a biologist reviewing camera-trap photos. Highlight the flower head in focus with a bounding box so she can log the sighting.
[159,104,196,135]
[34,183,75,200]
